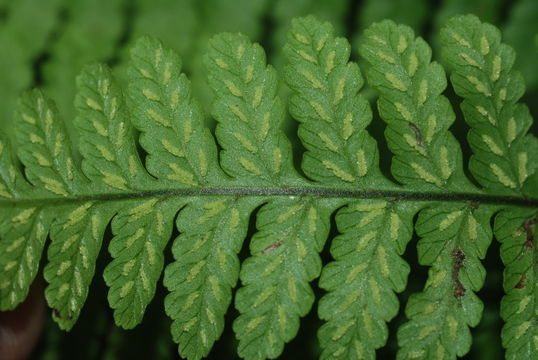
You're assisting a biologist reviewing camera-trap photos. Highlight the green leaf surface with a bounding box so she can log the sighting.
[397,203,493,359]
[164,197,256,360]
[233,198,331,360]
[284,16,382,187]
[44,203,113,330]
[206,32,299,185]
[0,12,536,360]
[104,198,179,329]
[441,14,538,197]
[15,90,83,196]
[360,20,472,192]
[0,206,52,309]
[318,199,415,359]
[128,36,219,188]
[495,208,538,360]
[75,63,148,191]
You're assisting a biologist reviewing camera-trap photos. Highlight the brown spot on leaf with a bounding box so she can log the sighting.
[451,248,466,298]
[515,274,527,289]
[261,239,284,254]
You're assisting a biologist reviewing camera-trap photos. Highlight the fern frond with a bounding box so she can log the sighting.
[234,198,331,360]
[106,198,178,329]
[398,203,493,359]
[75,63,148,190]
[13,89,102,329]
[359,20,499,360]
[45,202,112,330]
[283,17,414,359]
[128,36,219,187]
[0,13,537,360]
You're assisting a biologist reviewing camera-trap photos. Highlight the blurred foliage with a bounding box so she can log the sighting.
[1,0,537,133]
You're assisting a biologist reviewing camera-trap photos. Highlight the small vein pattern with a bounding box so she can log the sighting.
[397,204,492,360]
[360,20,471,191]
[318,200,414,359]
[44,203,111,330]
[442,15,538,360]
[13,90,112,330]
[104,198,178,329]
[233,198,330,360]
[75,64,147,191]
[15,91,80,196]
[441,14,538,197]
[495,209,538,360]
[164,197,255,360]
[359,19,497,360]
[284,16,378,186]
[128,36,219,188]
[0,206,50,310]
[206,32,298,185]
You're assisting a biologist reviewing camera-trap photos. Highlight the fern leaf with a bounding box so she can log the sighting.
[0,135,48,309]
[105,198,178,329]
[205,32,298,184]
[283,16,415,359]
[15,90,82,195]
[75,58,176,329]
[269,0,349,71]
[128,36,219,187]
[234,198,330,360]
[398,203,493,359]
[45,203,113,330]
[318,199,415,359]
[205,31,329,359]
[284,16,381,186]
[0,12,537,360]
[359,20,499,360]
[164,197,255,360]
[0,135,27,199]
[113,0,198,81]
[494,208,538,360]
[13,89,109,329]
[441,14,538,197]
[75,63,148,190]
[360,20,472,192]
[0,205,51,309]
[442,16,538,359]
